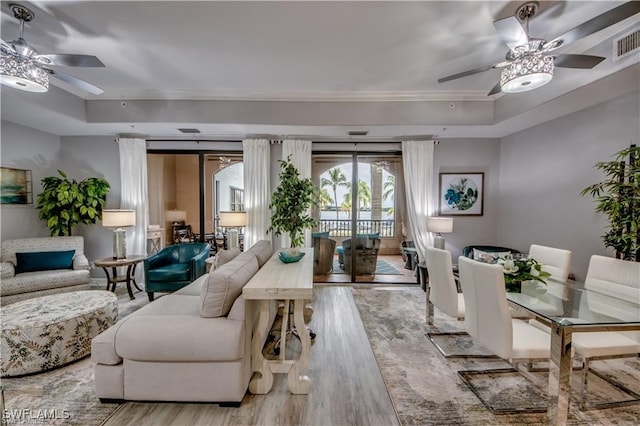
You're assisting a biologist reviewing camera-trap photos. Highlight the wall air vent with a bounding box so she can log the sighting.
[613,29,640,62]
[178,128,201,134]
[348,130,368,136]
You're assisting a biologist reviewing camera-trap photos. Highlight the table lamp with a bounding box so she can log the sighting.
[165,209,186,226]
[427,216,453,250]
[102,209,136,259]
[219,211,246,250]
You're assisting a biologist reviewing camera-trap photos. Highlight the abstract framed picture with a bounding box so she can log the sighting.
[439,172,484,216]
[1,167,33,204]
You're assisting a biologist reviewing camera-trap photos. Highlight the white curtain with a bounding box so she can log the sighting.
[242,139,271,249]
[281,139,312,248]
[402,140,435,266]
[118,138,148,259]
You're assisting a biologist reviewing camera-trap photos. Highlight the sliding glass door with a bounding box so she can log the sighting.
[313,152,411,284]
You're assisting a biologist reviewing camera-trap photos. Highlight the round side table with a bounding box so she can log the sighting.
[94,255,145,299]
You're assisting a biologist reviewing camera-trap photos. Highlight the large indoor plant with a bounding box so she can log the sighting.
[581,144,639,261]
[268,156,318,252]
[36,170,110,236]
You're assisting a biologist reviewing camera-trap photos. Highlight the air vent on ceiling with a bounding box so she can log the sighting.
[348,130,368,136]
[178,128,201,134]
[613,29,640,62]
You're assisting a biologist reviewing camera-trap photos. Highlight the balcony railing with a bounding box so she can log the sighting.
[317,219,395,238]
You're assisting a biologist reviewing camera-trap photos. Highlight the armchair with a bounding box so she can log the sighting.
[144,243,210,301]
[313,236,336,275]
[342,237,381,276]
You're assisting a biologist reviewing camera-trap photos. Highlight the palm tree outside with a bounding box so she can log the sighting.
[321,167,348,220]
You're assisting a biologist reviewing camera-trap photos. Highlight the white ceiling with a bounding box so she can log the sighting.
[1,1,639,141]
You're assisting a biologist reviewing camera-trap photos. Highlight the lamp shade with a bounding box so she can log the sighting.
[500,55,554,93]
[427,217,453,234]
[102,209,136,228]
[0,54,49,93]
[165,209,187,223]
[219,211,246,227]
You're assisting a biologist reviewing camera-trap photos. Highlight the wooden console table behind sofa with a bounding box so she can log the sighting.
[243,247,314,395]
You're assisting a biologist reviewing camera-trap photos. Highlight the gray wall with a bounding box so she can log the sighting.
[1,122,121,277]
[433,138,502,262]
[497,91,639,281]
[1,121,61,239]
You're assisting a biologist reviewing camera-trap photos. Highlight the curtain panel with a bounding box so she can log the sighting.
[281,139,312,248]
[242,139,271,248]
[402,140,435,266]
[118,137,149,259]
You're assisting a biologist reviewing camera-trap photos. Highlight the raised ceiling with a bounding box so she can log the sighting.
[1,1,639,141]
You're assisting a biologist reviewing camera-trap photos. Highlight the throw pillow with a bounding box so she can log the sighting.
[15,250,75,274]
[244,240,273,267]
[473,248,511,262]
[356,232,380,239]
[312,231,330,239]
[216,247,241,267]
[200,254,259,318]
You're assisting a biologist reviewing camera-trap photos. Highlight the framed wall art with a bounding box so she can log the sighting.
[1,167,33,204]
[439,172,484,216]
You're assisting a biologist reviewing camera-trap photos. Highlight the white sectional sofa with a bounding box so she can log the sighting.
[91,240,276,404]
[0,236,91,306]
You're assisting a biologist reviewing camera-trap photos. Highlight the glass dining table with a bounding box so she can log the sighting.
[506,278,640,425]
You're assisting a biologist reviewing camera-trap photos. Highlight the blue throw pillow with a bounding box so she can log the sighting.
[16,250,75,274]
[312,231,330,239]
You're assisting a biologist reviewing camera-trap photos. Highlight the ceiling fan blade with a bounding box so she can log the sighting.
[438,64,499,83]
[487,82,502,96]
[493,16,529,50]
[554,54,606,69]
[45,68,104,95]
[35,54,105,68]
[547,2,640,50]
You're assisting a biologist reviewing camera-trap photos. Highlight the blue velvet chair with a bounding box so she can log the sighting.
[144,242,210,301]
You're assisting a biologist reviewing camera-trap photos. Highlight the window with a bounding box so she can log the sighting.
[230,186,244,211]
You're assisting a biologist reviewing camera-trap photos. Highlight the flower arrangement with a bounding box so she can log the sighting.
[497,254,551,292]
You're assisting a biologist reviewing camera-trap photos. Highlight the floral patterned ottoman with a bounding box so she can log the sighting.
[1,290,118,377]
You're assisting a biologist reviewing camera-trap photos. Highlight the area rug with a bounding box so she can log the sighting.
[1,287,148,426]
[352,286,640,425]
[332,259,402,275]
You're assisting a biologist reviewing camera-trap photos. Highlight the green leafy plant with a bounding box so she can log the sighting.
[36,170,110,236]
[581,145,639,261]
[497,254,551,292]
[268,156,318,248]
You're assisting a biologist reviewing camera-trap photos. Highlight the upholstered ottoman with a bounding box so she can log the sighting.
[1,290,117,377]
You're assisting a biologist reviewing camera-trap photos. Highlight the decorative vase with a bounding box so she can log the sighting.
[278,250,305,264]
[506,280,522,293]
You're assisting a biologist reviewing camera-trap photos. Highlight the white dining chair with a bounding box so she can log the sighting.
[528,244,572,282]
[571,255,640,410]
[425,247,495,358]
[456,256,553,414]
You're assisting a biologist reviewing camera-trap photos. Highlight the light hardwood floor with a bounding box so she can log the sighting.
[103,286,399,426]
[315,254,418,284]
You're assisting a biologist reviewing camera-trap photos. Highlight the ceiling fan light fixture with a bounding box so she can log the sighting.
[0,54,49,92]
[500,54,554,93]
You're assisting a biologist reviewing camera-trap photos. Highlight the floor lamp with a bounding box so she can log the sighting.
[219,211,246,250]
[427,217,453,250]
[102,209,136,259]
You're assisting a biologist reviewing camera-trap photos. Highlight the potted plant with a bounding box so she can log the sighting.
[268,156,318,260]
[581,144,639,261]
[36,170,110,236]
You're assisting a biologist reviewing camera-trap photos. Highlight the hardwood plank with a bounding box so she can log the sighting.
[103,286,399,426]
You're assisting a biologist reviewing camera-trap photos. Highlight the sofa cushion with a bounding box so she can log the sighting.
[200,254,259,318]
[147,263,191,282]
[115,295,245,361]
[473,248,511,262]
[217,248,241,267]
[15,250,75,274]
[244,240,273,267]
[173,274,207,296]
[312,231,330,239]
[0,269,90,297]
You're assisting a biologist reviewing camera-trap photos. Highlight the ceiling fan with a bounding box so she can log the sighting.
[438,1,640,96]
[0,3,104,94]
